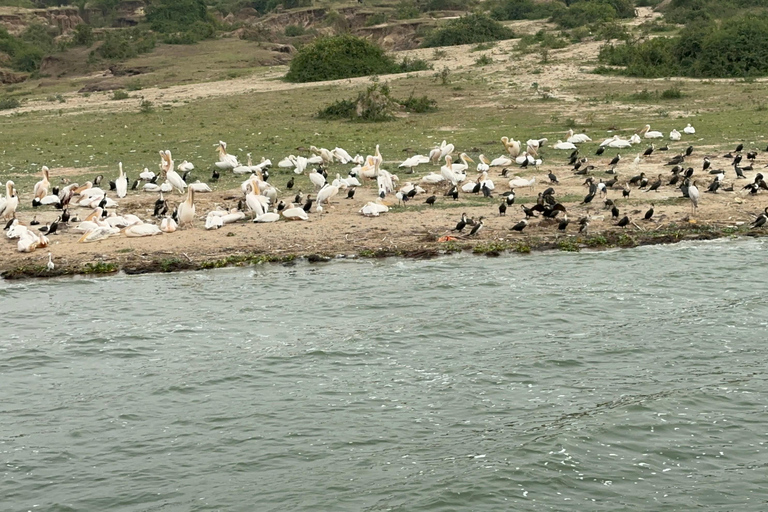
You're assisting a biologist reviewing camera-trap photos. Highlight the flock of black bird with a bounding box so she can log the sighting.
[441,141,768,237]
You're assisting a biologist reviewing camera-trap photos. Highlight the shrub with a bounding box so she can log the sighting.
[475,54,493,65]
[284,24,305,37]
[552,2,617,29]
[112,90,130,100]
[72,23,95,47]
[365,12,389,26]
[317,83,437,121]
[0,97,21,110]
[395,1,420,19]
[490,0,565,21]
[146,0,208,33]
[286,34,418,82]
[98,29,156,60]
[421,13,514,47]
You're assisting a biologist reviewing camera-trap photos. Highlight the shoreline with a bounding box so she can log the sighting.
[2,220,761,280]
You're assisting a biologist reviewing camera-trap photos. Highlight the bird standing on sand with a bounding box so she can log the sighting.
[468,217,484,236]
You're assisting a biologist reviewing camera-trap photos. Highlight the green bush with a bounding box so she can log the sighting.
[395,1,420,18]
[112,90,130,100]
[365,12,389,26]
[146,0,208,33]
[286,34,425,82]
[98,29,156,60]
[284,24,305,37]
[424,0,477,10]
[552,1,617,29]
[421,13,514,47]
[317,83,437,121]
[72,23,95,47]
[490,0,565,21]
[599,13,768,78]
[0,97,21,110]
[0,26,45,72]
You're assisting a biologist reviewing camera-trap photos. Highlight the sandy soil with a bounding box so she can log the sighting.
[3,146,767,278]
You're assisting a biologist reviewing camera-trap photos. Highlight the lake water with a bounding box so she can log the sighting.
[2,239,768,511]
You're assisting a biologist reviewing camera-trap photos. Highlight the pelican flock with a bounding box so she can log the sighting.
[2,125,767,273]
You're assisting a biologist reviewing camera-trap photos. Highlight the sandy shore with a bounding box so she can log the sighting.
[3,147,767,280]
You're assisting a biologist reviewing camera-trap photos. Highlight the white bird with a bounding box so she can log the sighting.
[527,138,548,149]
[0,180,19,220]
[441,156,460,185]
[78,226,119,243]
[5,219,25,239]
[316,183,339,206]
[553,140,577,150]
[310,145,334,164]
[115,162,127,198]
[450,153,474,174]
[140,168,155,181]
[359,201,389,216]
[189,181,212,193]
[32,166,51,206]
[420,172,445,185]
[688,180,700,214]
[490,155,512,167]
[47,253,54,271]
[215,140,239,170]
[641,125,664,139]
[245,179,268,217]
[566,129,592,144]
[160,216,177,233]
[17,230,48,253]
[629,133,642,145]
[163,151,186,193]
[669,129,682,141]
[254,212,280,223]
[309,169,326,189]
[205,213,223,230]
[501,136,521,157]
[281,206,309,220]
[178,160,195,173]
[332,147,354,164]
[476,155,490,172]
[143,183,161,193]
[294,156,309,175]
[159,181,173,193]
[124,224,162,237]
[439,140,454,160]
[608,136,632,149]
[399,154,430,171]
[176,187,196,227]
[683,123,696,134]
[509,176,535,190]
[278,155,296,168]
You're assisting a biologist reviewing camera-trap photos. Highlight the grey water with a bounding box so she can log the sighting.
[2,238,768,511]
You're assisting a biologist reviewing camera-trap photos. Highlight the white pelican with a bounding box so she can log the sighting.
[566,129,592,144]
[509,176,535,190]
[683,123,695,134]
[332,147,353,164]
[307,155,324,165]
[450,153,474,174]
[254,212,280,223]
[553,140,577,150]
[399,154,430,172]
[477,155,490,172]
[278,155,296,168]
[359,201,388,216]
[501,137,521,157]
[160,216,177,233]
[205,214,223,230]
[32,166,50,207]
[115,162,127,198]
[160,181,173,193]
[17,230,48,253]
[221,211,246,225]
[5,219,25,239]
[629,133,642,145]
[599,136,615,147]
[0,181,19,220]
[310,145,334,164]
[490,155,512,167]
[309,169,326,189]
[526,138,548,149]
[608,136,632,149]
[164,153,186,194]
[178,160,194,173]
[281,206,308,220]
[177,187,196,227]
[439,140,454,160]
[39,194,59,205]
[294,156,309,175]
[670,129,681,141]
[316,183,339,206]
[215,141,239,170]
[124,224,162,237]
[640,125,664,139]
[140,168,155,181]
[420,172,445,185]
[441,156,460,185]
[245,179,268,217]
[78,226,119,243]
[189,181,212,193]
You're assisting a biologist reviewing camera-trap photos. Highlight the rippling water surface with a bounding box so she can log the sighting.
[2,239,768,511]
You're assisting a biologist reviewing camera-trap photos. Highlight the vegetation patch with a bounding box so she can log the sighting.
[82,262,118,274]
[599,15,768,78]
[285,34,429,83]
[490,0,565,21]
[317,82,436,122]
[421,13,514,48]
